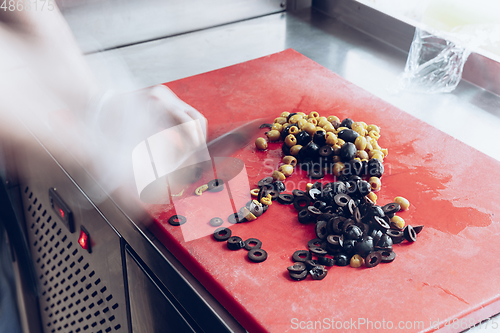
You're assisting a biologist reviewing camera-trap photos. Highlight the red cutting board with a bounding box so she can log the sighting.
[146,49,500,333]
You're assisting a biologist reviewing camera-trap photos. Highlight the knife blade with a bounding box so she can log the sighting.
[138,117,269,204]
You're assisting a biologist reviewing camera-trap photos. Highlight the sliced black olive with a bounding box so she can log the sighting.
[344,224,363,240]
[309,265,328,280]
[259,123,273,129]
[333,181,348,194]
[293,189,306,198]
[379,250,396,263]
[386,212,396,219]
[413,225,424,234]
[258,177,274,187]
[342,239,357,254]
[304,141,320,159]
[313,200,328,211]
[349,175,362,182]
[228,213,246,224]
[341,218,355,234]
[244,238,262,251]
[345,180,357,196]
[307,206,323,219]
[273,181,286,193]
[307,238,323,249]
[375,234,393,251]
[355,236,374,258]
[267,189,279,201]
[326,216,336,235]
[327,234,343,249]
[289,270,308,281]
[308,164,324,179]
[382,202,401,215]
[287,262,307,273]
[298,209,312,224]
[334,193,351,207]
[368,158,384,178]
[227,236,245,250]
[331,216,347,234]
[315,220,328,240]
[209,217,224,227]
[353,207,362,223]
[387,229,404,244]
[293,196,312,211]
[373,216,390,231]
[339,142,357,162]
[248,248,267,262]
[323,205,334,214]
[313,131,327,146]
[304,259,319,270]
[168,214,187,226]
[334,253,349,266]
[319,145,334,158]
[286,112,297,122]
[370,205,385,218]
[355,221,369,235]
[317,255,335,266]
[277,193,294,204]
[316,212,336,222]
[207,179,224,192]
[308,188,322,201]
[365,251,382,268]
[357,180,372,197]
[370,229,383,245]
[260,183,274,192]
[347,199,356,216]
[337,129,359,143]
[340,118,353,129]
[213,227,232,241]
[295,130,311,146]
[309,246,328,257]
[292,250,312,262]
[403,225,417,242]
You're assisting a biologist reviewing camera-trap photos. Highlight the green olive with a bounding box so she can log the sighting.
[369,177,381,192]
[390,215,405,229]
[290,145,302,156]
[350,254,364,268]
[272,170,286,181]
[282,155,297,167]
[267,130,281,142]
[285,134,297,147]
[394,196,410,211]
[255,137,268,150]
[279,164,294,177]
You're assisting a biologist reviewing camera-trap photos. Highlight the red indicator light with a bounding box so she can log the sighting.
[59,208,65,219]
[78,229,90,252]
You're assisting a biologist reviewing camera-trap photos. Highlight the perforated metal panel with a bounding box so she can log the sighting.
[23,186,126,333]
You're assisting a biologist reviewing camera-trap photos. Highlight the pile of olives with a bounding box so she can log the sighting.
[252,111,423,281]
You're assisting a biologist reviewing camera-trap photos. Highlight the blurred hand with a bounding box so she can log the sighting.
[0,7,209,203]
[145,85,207,148]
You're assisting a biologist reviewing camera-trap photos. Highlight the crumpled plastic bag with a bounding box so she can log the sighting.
[399,28,471,93]
[398,22,500,94]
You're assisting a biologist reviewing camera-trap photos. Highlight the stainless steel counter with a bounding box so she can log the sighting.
[87,7,500,163]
